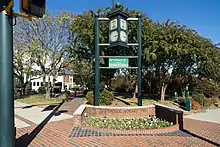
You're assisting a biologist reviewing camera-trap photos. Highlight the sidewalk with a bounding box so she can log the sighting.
[15,100,220,147]
[14,101,74,128]
[184,108,220,124]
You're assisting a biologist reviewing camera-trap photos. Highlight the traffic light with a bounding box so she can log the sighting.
[20,0,46,18]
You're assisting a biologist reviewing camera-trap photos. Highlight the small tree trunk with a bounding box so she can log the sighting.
[42,74,46,87]
[21,84,26,96]
[51,76,56,98]
[46,88,51,99]
[160,83,167,101]
[21,87,25,96]
[133,84,138,98]
[45,74,51,99]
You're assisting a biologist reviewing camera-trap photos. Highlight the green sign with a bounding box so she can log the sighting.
[109,58,129,68]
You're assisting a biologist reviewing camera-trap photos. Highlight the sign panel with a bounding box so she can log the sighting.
[109,58,128,68]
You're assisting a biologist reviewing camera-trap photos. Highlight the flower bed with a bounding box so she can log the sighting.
[83,116,173,130]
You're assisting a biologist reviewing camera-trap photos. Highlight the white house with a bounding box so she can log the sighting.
[18,53,79,92]
[26,72,76,92]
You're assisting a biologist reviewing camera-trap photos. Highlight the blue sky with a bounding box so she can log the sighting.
[14,0,220,44]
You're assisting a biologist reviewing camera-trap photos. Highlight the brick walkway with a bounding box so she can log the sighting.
[16,116,220,147]
[15,98,220,147]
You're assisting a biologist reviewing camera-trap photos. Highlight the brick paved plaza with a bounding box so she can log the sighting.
[15,100,220,147]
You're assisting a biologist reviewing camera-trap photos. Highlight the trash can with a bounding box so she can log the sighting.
[186,99,191,111]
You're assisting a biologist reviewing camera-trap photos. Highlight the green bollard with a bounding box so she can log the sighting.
[185,86,191,111]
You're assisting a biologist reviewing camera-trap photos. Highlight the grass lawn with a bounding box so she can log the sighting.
[16,94,65,106]
[113,96,180,109]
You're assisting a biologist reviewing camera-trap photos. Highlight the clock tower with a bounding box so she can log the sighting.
[107,3,129,49]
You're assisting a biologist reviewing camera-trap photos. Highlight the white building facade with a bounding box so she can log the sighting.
[20,55,78,92]
[27,74,75,92]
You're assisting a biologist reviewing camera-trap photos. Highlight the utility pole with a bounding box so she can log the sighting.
[0,8,15,147]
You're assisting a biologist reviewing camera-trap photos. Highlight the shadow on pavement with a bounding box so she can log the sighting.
[22,105,36,109]
[15,101,64,147]
[114,97,131,105]
[54,110,68,116]
[182,129,220,146]
[42,105,57,111]
[179,117,220,147]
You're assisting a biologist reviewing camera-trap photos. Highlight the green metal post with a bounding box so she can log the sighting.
[185,85,191,111]
[137,14,142,106]
[0,10,15,147]
[185,86,189,99]
[94,13,100,106]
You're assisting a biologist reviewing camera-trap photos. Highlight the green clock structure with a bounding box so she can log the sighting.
[94,2,142,107]
[107,3,129,49]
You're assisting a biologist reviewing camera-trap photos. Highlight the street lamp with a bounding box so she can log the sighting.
[107,3,129,49]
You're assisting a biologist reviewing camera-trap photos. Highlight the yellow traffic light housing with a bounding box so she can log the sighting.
[20,0,46,18]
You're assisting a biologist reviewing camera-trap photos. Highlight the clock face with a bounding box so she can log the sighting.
[110,31,118,42]
[120,31,127,42]
[120,19,127,30]
[110,19,117,30]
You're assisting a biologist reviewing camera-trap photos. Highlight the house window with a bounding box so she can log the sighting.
[33,82,36,86]
[41,82,43,86]
[37,82,39,86]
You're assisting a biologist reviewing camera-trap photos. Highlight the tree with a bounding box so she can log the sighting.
[13,48,40,96]
[69,7,153,98]
[142,20,215,101]
[70,61,93,92]
[69,6,220,102]
[14,12,76,98]
[14,20,40,96]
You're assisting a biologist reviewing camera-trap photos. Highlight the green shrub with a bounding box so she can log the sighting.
[70,87,80,91]
[203,98,212,107]
[211,98,219,104]
[100,89,114,105]
[191,100,200,110]
[191,78,220,98]
[65,91,70,99]
[176,98,200,110]
[203,98,218,107]
[193,93,205,105]
[86,91,94,105]
[176,98,193,107]
[38,86,46,94]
